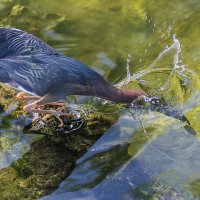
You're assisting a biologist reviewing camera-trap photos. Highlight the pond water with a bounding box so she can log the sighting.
[1,0,200,199]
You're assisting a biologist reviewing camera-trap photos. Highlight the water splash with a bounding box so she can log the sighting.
[88,35,196,124]
[115,35,197,136]
[116,54,132,88]
[122,54,132,87]
[116,34,195,103]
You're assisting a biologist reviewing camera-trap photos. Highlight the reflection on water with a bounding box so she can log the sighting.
[0,130,32,169]
[0,105,38,169]
[0,0,200,199]
[40,114,200,200]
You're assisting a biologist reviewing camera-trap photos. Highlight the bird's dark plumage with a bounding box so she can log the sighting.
[0,27,107,102]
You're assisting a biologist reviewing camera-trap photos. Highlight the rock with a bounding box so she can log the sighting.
[0,84,115,200]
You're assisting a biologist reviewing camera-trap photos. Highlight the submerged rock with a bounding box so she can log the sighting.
[23,111,115,154]
[0,113,114,200]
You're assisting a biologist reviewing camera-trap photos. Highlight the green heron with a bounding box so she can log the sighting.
[0,27,146,125]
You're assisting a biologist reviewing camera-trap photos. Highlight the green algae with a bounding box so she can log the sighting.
[186,178,200,198]
[0,137,74,200]
[0,83,24,118]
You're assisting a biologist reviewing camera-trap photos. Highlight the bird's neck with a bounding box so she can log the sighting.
[96,84,146,103]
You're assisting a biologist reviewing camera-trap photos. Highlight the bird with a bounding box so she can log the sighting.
[0,27,146,124]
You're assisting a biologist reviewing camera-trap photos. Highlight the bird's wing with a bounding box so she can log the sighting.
[0,27,59,58]
[35,54,105,86]
[0,55,65,96]
[0,28,106,97]
[0,54,106,97]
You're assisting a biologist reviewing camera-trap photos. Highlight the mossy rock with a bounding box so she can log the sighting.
[0,83,24,117]
[0,95,115,200]
[0,137,74,200]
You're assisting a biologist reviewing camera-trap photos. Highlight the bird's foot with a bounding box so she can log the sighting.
[24,101,86,130]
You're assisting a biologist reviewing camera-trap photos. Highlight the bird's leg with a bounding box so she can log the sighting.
[23,101,65,127]
[16,92,40,101]
[17,92,65,109]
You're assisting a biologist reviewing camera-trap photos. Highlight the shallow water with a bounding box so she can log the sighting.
[1,0,200,199]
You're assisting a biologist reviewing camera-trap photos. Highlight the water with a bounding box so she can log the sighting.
[1,0,200,199]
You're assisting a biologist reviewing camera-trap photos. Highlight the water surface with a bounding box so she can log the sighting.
[1,0,200,199]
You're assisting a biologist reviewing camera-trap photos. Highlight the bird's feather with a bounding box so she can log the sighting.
[0,54,104,97]
[0,27,59,57]
[0,56,62,96]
